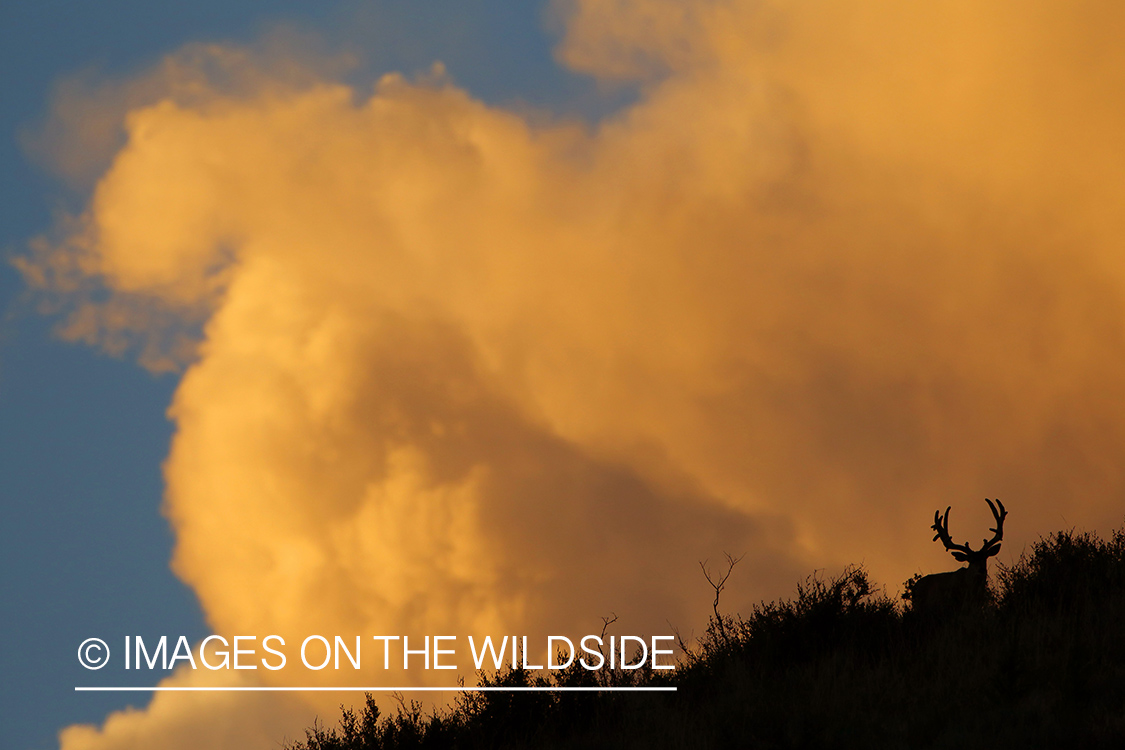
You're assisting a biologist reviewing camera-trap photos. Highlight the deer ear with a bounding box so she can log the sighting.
[951,551,969,562]
[985,544,1002,558]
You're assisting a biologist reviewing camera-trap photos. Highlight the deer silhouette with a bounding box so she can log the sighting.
[908,498,1007,614]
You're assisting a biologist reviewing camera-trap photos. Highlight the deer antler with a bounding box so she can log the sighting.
[914,499,1008,615]
[977,498,1006,558]
[932,507,974,561]
[931,498,1006,562]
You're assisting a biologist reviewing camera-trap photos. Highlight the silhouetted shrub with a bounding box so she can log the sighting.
[997,527,1125,612]
[289,522,1125,750]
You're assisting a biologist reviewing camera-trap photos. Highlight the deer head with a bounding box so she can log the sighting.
[908,498,1007,614]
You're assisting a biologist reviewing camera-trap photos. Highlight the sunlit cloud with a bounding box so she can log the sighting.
[24,1,1125,747]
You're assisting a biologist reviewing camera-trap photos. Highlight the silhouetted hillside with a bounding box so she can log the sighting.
[288,525,1125,749]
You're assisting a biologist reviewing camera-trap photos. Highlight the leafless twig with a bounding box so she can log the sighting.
[700,552,745,643]
[599,612,619,641]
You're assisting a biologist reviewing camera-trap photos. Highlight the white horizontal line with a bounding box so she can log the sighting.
[75,686,676,692]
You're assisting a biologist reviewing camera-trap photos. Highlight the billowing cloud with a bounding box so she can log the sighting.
[58,669,312,750]
[24,1,1125,748]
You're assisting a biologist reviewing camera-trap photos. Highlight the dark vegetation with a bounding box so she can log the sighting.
[288,525,1125,749]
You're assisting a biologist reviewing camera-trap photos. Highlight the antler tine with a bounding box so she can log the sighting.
[931,507,949,542]
[931,506,973,557]
[979,497,1007,556]
[985,498,1007,534]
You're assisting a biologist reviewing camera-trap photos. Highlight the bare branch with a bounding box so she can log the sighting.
[599,612,619,642]
[667,620,698,666]
[700,552,745,643]
[700,552,745,619]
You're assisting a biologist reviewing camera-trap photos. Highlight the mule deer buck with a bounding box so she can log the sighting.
[907,498,1007,614]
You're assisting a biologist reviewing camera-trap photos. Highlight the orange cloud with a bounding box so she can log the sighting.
[21,1,1125,748]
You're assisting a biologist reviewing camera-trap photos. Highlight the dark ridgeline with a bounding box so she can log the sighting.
[288,512,1125,750]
